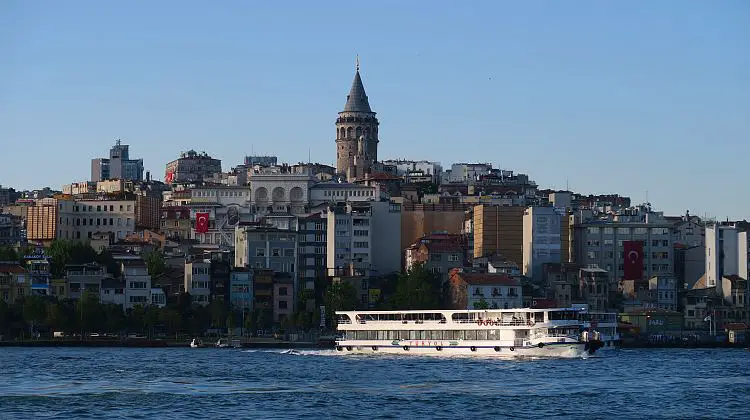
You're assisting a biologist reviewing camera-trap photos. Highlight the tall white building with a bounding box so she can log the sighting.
[185,260,211,306]
[325,201,401,277]
[706,224,749,293]
[523,207,562,281]
[122,260,151,310]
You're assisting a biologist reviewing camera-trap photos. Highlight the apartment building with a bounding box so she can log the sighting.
[185,260,211,306]
[122,260,151,309]
[572,206,673,282]
[522,206,562,281]
[471,205,525,265]
[705,223,748,293]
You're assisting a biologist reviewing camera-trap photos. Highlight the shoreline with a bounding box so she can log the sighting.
[0,339,335,349]
[0,339,746,350]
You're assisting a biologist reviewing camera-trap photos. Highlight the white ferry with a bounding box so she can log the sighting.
[335,308,603,358]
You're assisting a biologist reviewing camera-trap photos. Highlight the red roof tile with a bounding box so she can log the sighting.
[0,265,27,274]
[452,272,519,286]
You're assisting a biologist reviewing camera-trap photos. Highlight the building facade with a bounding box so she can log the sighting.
[522,206,562,281]
[229,269,253,311]
[448,269,523,310]
[185,260,211,306]
[572,206,673,282]
[165,150,222,184]
[91,140,144,182]
[705,224,748,293]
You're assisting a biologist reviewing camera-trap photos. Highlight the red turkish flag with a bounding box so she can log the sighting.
[623,240,644,280]
[195,212,210,233]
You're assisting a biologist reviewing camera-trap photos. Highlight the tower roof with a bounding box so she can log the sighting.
[343,70,372,113]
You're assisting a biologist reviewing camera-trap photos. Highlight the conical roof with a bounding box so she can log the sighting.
[343,70,372,113]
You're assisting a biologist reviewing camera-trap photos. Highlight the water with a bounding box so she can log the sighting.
[1,347,748,419]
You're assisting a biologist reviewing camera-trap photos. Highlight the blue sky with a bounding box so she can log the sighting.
[1,1,748,219]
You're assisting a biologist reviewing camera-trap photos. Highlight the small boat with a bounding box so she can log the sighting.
[215,338,230,348]
[190,338,203,348]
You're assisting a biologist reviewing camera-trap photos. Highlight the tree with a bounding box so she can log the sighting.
[22,295,48,335]
[389,264,442,310]
[159,308,182,337]
[143,250,166,278]
[473,298,489,310]
[0,246,19,263]
[209,299,227,329]
[323,281,359,327]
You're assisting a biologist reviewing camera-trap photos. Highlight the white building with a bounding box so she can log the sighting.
[449,270,523,310]
[185,260,211,306]
[100,278,125,307]
[648,276,678,311]
[122,260,151,309]
[523,207,562,281]
[57,199,137,242]
[150,288,166,308]
[445,163,492,183]
[309,182,378,205]
[706,224,748,294]
[325,200,401,277]
[381,160,443,182]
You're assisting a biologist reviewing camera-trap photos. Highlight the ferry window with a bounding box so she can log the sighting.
[377,331,387,340]
[418,330,427,340]
[400,331,409,340]
[368,331,377,340]
[429,330,441,340]
[465,330,477,340]
[409,331,418,340]
[477,330,488,340]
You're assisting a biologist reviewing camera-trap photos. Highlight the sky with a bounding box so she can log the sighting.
[1,1,748,220]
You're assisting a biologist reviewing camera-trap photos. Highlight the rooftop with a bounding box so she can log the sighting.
[452,271,519,286]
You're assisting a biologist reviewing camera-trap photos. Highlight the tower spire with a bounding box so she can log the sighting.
[356,54,360,72]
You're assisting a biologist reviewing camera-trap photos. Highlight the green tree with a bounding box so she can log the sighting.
[159,308,182,337]
[473,298,489,310]
[389,264,441,310]
[22,295,48,335]
[323,281,359,327]
[209,299,227,329]
[102,304,126,335]
[77,291,104,334]
[143,250,166,278]
[0,246,19,263]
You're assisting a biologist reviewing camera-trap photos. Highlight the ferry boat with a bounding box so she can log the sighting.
[582,311,620,351]
[335,308,603,357]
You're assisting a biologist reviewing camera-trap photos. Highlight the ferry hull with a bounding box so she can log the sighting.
[335,342,590,358]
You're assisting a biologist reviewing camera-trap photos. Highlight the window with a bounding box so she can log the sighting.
[279,300,288,309]
[617,227,630,234]
[634,228,648,235]
[448,254,460,262]
[272,248,280,257]
[283,249,294,257]
[587,227,599,234]
[431,254,442,262]
[97,205,101,211]
[278,287,288,296]
[603,228,614,235]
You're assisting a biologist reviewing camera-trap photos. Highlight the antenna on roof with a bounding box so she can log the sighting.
[356,54,360,72]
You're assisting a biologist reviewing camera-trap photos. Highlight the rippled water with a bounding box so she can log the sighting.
[1,347,748,419]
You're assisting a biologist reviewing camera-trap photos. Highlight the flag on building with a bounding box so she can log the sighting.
[703,315,711,322]
[623,240,644,280]
[195,212,210,233]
